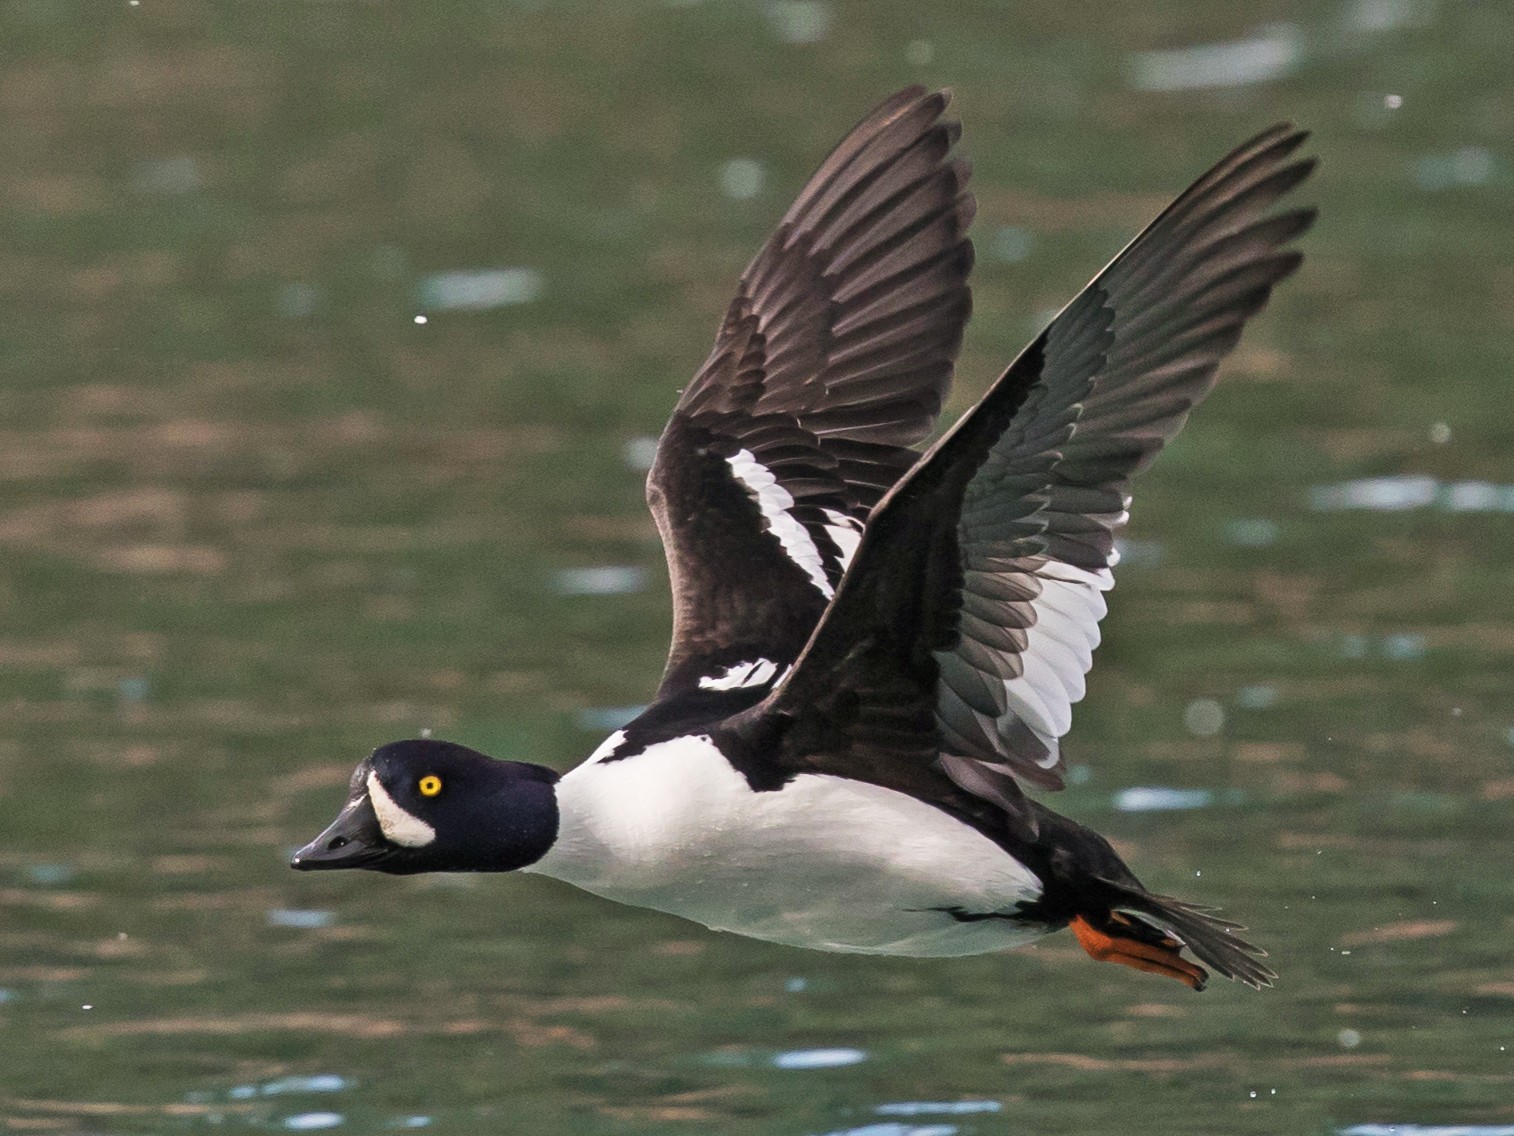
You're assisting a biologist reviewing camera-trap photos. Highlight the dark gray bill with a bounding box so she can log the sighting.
[290,795,389,870]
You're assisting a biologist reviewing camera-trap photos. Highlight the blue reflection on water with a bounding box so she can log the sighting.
[229,1074,350,1099]
[25,863,75,886]
[553,566,648,596]
[1309,476,1514,513]
[282,1114,344,1131]
[1127,26,1301,92]
[1113,786,1215,812]
[772,1048,868,1069]
[1340,1127,1514,1136]
[266,909,336,929]
[417,267,542,311]
[574,705,647,731]
[876,1101,1001,1116]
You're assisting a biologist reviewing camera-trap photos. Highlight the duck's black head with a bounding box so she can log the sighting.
[290,739,559,874]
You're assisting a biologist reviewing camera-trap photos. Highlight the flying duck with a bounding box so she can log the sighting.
[293,88,1314,991]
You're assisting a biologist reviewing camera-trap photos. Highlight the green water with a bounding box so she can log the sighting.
[3,3,1513,1133]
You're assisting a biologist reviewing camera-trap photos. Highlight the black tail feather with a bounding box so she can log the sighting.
[1110,886,1276,990]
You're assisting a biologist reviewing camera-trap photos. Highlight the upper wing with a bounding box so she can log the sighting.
[751,123,1316,805]
[648,87,974,698]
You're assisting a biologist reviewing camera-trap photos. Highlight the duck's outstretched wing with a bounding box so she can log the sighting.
[647,87,973,700]
[748,123,1316,807]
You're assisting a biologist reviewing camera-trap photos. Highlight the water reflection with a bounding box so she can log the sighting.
[1126,26,1301,91]
[417,268,544,312]
[772,1048,869,1070]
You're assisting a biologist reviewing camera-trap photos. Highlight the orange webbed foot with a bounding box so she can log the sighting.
[1070,914,1210,991]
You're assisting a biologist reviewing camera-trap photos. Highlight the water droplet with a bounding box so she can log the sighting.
[623,436,659,471]
[131,156,202,196]
[764,0,832,44]
[553,566,647,596]
[1223,518,1280,547]
[117,676,151,704]
[1183,698,1225,737]
[1338,1028,1362,1048]
[1384,93,1403,108]
[904,39,934,67]
[991,226,1035,264]
[1428,421,1450,443]
[1235,685,1278,709]
[413,315,427,325]
[279,283,320,319]
[266,909,336,930]
[1381,633,1425,662]
[719,158,766,201]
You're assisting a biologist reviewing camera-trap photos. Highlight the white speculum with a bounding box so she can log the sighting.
[726,449,834,598]
[366,771,436,848]
[698,658,779,691]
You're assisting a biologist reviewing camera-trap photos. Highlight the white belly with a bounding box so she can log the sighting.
[525,736,1048,956]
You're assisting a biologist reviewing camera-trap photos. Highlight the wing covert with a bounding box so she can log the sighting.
[648,87,974,696]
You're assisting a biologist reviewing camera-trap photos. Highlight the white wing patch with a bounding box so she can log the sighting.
[822,507,863,575]
[699,658,780,691]
[999,562,1114,768]
[727,449,834,599]
[366,772,436,848]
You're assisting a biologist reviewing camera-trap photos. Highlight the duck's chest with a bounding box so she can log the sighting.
[524,736,1048,956]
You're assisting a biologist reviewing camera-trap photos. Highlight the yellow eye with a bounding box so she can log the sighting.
[418,775,442,797]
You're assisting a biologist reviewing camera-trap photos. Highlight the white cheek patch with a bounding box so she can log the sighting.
[366,772,436,848]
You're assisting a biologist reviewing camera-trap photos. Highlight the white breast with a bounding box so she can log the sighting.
[525,736,1047,957]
